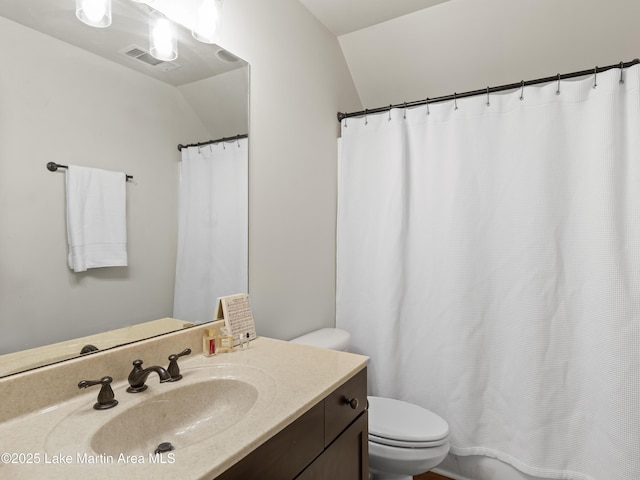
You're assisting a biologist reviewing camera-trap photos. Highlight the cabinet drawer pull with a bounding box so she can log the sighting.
[345,397,359,410]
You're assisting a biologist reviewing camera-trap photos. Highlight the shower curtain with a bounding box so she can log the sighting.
[173,138,248,323]
[336,66,640,480]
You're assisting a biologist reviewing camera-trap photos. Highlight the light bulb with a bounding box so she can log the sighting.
[149,11,177,61]
[75,0,112,28]
[192,0,223,44]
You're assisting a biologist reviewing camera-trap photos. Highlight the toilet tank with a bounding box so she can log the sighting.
[290,328,351,352]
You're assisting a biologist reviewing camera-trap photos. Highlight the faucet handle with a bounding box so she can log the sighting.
[132,359,144,369]
[78,376,118,410]
[80,344,99,355]
[167,348,192,382]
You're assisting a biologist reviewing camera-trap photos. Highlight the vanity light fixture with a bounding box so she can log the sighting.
[74,0,224,61]
[149,10,178,61]
[75,0,112,28]
[192,0,223,44]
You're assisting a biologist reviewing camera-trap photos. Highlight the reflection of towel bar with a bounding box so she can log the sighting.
[46,162,133,181]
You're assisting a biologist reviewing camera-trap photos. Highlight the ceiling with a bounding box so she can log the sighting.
[0,0,447,86]
[0,0,246,86]
[297,0,451,36]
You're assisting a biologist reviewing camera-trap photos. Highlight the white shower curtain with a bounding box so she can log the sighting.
[173,138,248,323]
[337,66,640,480]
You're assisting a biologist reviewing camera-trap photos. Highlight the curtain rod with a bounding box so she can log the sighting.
[46,162,133,181]
[177,133,248,152]
[337,58,640,122]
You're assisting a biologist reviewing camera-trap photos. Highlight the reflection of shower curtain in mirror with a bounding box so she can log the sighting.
[337,66,640,480]
[173,139,248,323]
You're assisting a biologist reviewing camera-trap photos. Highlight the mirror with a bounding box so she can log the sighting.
[0,0,249,376]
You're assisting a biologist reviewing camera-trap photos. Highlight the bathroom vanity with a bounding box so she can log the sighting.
[217,367,367,479]
[0,323,368,480]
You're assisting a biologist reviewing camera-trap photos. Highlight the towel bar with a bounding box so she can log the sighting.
[46,162,133,181]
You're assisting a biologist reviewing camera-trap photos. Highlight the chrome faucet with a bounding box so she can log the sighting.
[126,359,171,393]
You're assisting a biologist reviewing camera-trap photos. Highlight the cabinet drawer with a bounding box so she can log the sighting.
[324,368,367,446]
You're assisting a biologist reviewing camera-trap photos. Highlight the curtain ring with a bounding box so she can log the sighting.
[344,118,348,128]
[619,61,625,84]
[454,92,458,110]
[197,145,201,154]
[365,109,368,126]
[426,98,430,116]
[519,80,525,101]
[486,86,490,107]
[209,144,213,152]
[556,73,561,95]
[403,102,407,119]
[593,66,598,89]
[388,105,392,121]
[222,141,226,150]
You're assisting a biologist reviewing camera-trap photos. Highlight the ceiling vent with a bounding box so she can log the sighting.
[119,45,181,72]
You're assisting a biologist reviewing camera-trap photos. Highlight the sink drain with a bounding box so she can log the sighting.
[154,442,175,455]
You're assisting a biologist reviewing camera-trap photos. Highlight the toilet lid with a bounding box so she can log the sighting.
[368,396,449,448]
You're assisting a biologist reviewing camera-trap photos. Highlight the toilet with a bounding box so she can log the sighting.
[290,327,351,351]
[291,328,450,480]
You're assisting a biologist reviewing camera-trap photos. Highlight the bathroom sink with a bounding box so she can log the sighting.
[92,378,258,456]
[45,364,276,457]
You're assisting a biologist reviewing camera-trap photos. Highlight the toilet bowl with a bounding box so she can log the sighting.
[367,396,449,480]
[291,328,450,480]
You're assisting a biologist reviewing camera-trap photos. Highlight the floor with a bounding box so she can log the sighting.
[414,473,454,480]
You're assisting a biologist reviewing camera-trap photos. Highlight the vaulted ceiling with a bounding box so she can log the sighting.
[297,0,450,36]
[0,0,449,87]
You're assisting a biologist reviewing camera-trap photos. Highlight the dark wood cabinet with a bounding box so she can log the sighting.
[296,411,368,480]
[323,367,367,447]
[215,368,368,480]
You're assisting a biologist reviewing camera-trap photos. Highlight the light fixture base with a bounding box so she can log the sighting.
[75,0,112,28]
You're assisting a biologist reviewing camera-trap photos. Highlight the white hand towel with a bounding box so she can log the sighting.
[66,165,128,272]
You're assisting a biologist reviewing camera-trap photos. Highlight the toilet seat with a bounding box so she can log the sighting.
[368,396,449,449]
[368,433,448,449]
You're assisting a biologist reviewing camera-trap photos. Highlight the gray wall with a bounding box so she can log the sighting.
[220,0,362,340]
[178,66,249,139]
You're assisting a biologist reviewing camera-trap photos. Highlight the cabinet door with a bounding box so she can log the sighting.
[296,411,368,480]
[215,402,324,480]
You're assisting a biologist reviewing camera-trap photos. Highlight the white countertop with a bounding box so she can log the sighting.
[0,337,367,479]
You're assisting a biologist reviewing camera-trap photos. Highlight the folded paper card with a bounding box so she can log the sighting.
[214,293,257,346]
